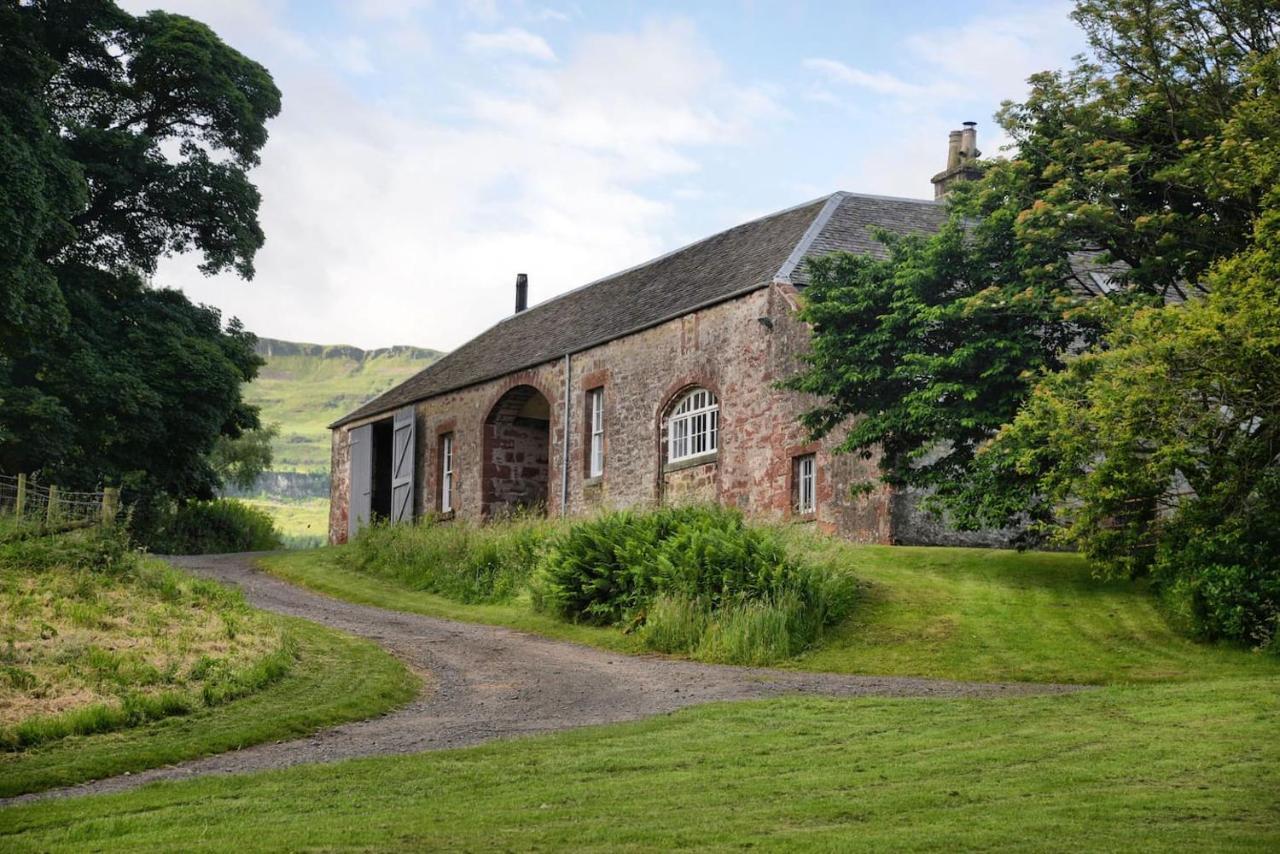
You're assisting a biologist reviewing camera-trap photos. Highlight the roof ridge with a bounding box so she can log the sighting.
[835,190,938,206]
[482,192,840,330]
[773,191,847,284]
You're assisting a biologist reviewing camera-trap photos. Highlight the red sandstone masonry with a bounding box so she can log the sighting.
[330,282,892,544]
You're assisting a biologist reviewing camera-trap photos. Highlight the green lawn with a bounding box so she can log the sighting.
[3,677,1276,851]
[258,539,1273,685]
[0,615,417,798]
[3,540,1276,850]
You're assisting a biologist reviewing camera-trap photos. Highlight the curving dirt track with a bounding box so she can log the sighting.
[6,552,1084,805]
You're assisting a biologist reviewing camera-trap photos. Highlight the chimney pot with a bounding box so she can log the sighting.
[960,121,978,161]
[932,122,982,199]
[946,130,963,171]
[515,273,528,313]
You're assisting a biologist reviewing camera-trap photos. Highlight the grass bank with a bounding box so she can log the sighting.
[0,529,417,797]
[0,616,416,798]
[1,531,286,746]
[261,530,1274,685]
[3,675,1276,851]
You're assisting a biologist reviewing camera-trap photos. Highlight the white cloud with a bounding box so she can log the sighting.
[348,0,435,21]
[530,7,571,23]
[144,15,781,350]
[802,58,962,100]
[465,27,557,61]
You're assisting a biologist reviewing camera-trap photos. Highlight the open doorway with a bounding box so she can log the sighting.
[482,385,551,518]
[370,418,393,520]
[347,405,417,539]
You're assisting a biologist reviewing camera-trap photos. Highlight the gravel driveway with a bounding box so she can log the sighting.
[9,552,1083,804]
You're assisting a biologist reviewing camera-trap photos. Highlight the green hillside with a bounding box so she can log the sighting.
[245,338,443,474]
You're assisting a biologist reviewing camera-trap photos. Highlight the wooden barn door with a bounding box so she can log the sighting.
[348,424,373,539]
[390,406,416,524]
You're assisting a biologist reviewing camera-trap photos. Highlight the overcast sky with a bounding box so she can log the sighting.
[119,0,1087,350]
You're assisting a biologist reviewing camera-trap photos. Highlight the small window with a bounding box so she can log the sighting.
[794,454,816,515]
[440,433,454,512]
[667,388,719,463]
[587,387,604,478]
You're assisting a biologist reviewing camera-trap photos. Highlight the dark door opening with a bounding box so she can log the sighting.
[370,418,393,520]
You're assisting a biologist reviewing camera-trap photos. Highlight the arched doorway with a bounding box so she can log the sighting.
[482,384,552,518]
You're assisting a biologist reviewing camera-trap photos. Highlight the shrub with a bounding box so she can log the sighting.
[533,506,856,663]
[345,511,555,604]
[141,499,283,555]
[1154,480,1280,651]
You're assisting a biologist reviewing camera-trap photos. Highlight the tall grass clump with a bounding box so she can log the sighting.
[1,526,295,752]
[141,499,283,555]
[532,506,856,664]
[344,510,556,604]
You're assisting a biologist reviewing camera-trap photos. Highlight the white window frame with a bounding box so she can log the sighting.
[440,433,454,512]
[588,387,605,478]
[666,388,719,463]
[795,454,816,515]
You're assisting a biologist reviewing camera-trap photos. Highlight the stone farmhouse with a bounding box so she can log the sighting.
[328,125,1000,546]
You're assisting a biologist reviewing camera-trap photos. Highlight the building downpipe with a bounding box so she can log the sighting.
[560,352,571,516]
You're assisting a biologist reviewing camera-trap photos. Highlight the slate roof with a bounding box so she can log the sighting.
[332,191,946,428]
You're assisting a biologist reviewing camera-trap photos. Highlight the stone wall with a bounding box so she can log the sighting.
[330,283,896,543]
[483,418,551,516]
[328,429,350,544]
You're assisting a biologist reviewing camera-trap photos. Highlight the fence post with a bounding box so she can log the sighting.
[101,487,120,526]
[46,484,60,525]
[15,473,26,519]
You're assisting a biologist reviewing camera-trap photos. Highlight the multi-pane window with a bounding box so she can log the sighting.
[795,454,816,515]
[587,388,605,478]
[440,433,454,512]
[667,388,719,463]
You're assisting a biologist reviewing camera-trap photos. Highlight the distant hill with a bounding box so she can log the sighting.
[245,337,444,475]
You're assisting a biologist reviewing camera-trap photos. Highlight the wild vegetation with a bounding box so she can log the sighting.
[274,521,1274,685]
[791,0,1280,648]
[142,499,282,555]
[0,527,414,797]
[343,507,854,665]
[0,528,288,751]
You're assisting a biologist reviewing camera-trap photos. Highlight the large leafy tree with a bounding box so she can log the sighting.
[790,0,1280,534]
[978,205,1280,645]
[0,0,280,508]
[969,50,1280,646]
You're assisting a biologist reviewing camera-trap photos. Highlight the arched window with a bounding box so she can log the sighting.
[667,388,719,462]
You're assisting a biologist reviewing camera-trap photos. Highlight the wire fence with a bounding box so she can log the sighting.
[0,473,120,533]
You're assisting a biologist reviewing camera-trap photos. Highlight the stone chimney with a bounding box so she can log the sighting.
[930,121,982,199]
[515,273,528,313]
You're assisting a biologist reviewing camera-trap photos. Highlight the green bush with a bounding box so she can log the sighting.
[345,511,554,604]
[532,506,856,663]
[142,499,283,555]
[1155,478,1280,651]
